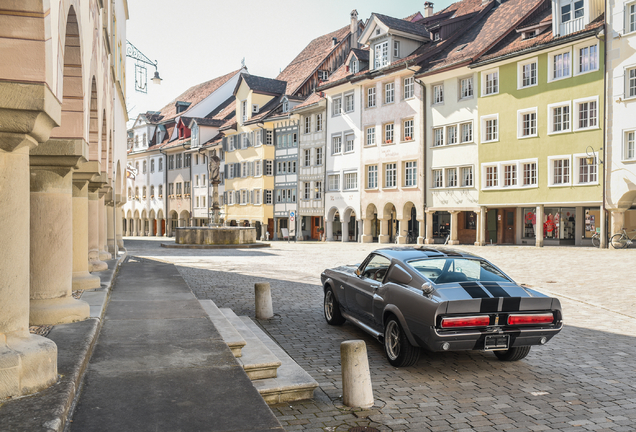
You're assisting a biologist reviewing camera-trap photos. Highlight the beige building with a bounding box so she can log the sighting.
[0,1,128,398]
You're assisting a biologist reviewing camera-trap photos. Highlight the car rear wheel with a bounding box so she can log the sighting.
[384,316,420,367]
[324,286,345,325]
[494,346,531,361]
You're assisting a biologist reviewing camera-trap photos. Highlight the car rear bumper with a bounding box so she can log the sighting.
[419,324,563,352]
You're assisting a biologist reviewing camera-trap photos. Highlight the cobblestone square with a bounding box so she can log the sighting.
[127,238,636,431]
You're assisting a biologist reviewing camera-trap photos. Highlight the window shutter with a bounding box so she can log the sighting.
[251,190,254,204]
[223,191,227,203]
[236,191,240,204]
[257,129,263,146]
[246,132,252,147]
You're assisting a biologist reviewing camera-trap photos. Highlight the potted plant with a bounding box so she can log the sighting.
[317,226,325,241]
[405,136,412,141]
[385,139,392,144]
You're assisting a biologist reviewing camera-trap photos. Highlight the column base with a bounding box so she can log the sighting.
[0,333,57,398]
[425,238,435,244]
[417,236,425,245]
[361,235,373,243]
[474,241,486,246]
[72,271,101,290]
[535,240,544,247]
[378,235,390,244]
[396,235,406,244]
[88,258,108,272]
[99,250,112,261]
[30,296,90,326]
[448,240,460,245]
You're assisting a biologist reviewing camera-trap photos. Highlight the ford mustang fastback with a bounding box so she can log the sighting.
[321,247,563,367]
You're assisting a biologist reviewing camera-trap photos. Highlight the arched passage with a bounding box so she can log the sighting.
[361,204,379,243]
[381,202,397,243]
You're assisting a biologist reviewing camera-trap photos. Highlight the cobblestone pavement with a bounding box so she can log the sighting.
[125,238,636,432]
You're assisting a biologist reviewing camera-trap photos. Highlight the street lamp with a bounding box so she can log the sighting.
[126,40,162,93]
[586,145,603,166]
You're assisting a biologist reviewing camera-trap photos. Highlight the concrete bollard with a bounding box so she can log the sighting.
[341,340,374,408]
[255,282,273,319]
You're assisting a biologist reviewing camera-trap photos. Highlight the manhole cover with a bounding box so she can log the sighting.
[349,428,380,432]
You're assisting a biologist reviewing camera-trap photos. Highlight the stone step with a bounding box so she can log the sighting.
[220,308,281,380]
[239,316,319,405]
[199,300,246,357]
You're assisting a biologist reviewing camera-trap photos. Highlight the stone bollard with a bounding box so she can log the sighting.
[255,282,273,319]
[341,340,374,408]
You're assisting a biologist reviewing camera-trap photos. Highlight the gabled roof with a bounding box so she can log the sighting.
[350,48,369,62]
[189,117,226,128]
[372,13,431,38]
[157,69,241,120]
[276,23,358,96]
[235,74,287,96]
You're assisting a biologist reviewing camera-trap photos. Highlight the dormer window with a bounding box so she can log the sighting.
[433,31,440,41]
[393,41,400,58]
[374,41,389,69]
[252,104,259,113]
[175,101,191,114]
[351,59,359,73]
[318,70,329,81]
[522,30,537,40]
[156,130,161,143]
[562,0,584,23]
[375,29,381,35]
[191,124,199,147]
[282,98,289,113]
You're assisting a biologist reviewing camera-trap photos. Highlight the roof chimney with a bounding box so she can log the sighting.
[424,2,434,17]
[350,9,359,49]
[332,37,338,47]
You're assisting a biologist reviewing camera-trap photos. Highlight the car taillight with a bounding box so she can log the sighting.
[441,316,490,328]
[507,313,554,325]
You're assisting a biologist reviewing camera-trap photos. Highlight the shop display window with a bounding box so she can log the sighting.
[583,207,600,238]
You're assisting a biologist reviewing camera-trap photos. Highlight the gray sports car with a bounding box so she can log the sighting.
[321,247,563,367]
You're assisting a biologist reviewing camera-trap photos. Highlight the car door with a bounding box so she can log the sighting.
[346,254,391,324]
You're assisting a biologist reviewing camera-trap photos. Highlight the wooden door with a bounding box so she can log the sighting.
[311,217,320,239]
[504,209,515,244]
[267,218,274,240]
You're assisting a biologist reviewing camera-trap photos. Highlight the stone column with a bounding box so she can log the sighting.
[326,218,334,241]
[157,218,163,236]
[88,180,108,272]
[611,210,625,236]
[475,207,486,246]
[535,204,544,247]
[0,99,58,398]
[378,219,390,243]
[448,211,460,245]
[149,217,155,236]
[396,217,407,244]
[116,203,124,249]
[106,201,116,255]
[600,206,608,249]
[361,217,373,243]
[417,219,425,244]
[29,156,90,325]
[425,211,435,244]
[98,193,111,260]
[342,215,350,242]
[72,172,101,290]
[358,220,363,243]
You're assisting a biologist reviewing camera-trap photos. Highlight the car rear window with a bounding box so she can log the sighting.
[407,258,510,284]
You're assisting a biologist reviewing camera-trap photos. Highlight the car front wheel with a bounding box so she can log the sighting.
[494,346,531,361]
[324,286,345,325]
[384,316,420,367]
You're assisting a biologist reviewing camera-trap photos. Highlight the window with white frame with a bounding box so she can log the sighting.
[518,108,538,138]
[367,87,376,107]
[433,127,444,147]
[627,67,636,99]
[461,166,473,187]
[304,116,311,134]
[344,92,354,112]
[241,100,248,123]
[265,160,273,176]
[550,156,571,186]
[385,82,395,104]
[461,122,473,143]
[304,149,311,166]
[433,84,444,104]
[142,160,147,173]
[195,175,199,186]
[484,165,498,188]
[446,125,457,145]
[503,164,517,187]
[550,49,571,81]
[159,158,163,171]
[196,196,200,208]
[574,97,598,130]
[227,190,234,205]
[385,163,397,188]
[433,169,443,188]
[332,96,342,116]
[523,162,537,186]
[345,133,355,152]
[481,115,498,142]
[384,123,394,144]
[366,127,376,146]
[446,168,457,187]
[255,160,262,176]
[518,58,538,88]
[374,41,389,68]
[316,147,323,165]
[304,182,311,200]
[548,102,571,133]
[629,3,636,33]
[344,172,357,190]
[459,77,473,99]
[328,174,340,191]
[332,135,342,154]
[403,119,414,141]
[316,114,323,132]
[254,190,261,205]
[367,165,378,189]
[393,40,400,58]
[404,161,417,187]
[403,77,414,99]
[576,43,598,74]
[626,131,636,160]
[265,189,273,204]
[150,159,155,173]
[575,155,598,184]
[315,181,322,199]
[482,69,499,95]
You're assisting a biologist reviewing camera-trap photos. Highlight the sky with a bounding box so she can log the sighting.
[125,0,455,126]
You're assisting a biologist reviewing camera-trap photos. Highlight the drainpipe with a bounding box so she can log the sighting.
[599,28,608,248]
[159,147,168,235]
[408,62,427,234]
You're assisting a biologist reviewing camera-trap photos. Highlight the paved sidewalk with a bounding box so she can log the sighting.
[69,256,283,432]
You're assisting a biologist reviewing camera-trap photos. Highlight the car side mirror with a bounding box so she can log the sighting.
[355,268,361,277]
[386,264,412,285]
[422,282,434,295]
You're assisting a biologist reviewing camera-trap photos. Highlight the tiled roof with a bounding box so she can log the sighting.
[403,12,424,22]
[202,133,223,149]
[291,92,326,112]
[276,24,353,96]
[478,11,604,63]
[373,13,430,38]
[241,74,287,95]
[205,96,235,119]
[418,0,544,74]
[147,122,175,151]
[157,69,241,120]
[435,0,485,21]
[190,117,225,127]
[144,112,164,123]
[351,48,369,62]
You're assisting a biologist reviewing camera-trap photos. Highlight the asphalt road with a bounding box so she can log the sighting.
[126,238,636,432]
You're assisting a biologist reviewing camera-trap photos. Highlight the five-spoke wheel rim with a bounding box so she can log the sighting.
[324,290,334,321]
[385,320,401,360]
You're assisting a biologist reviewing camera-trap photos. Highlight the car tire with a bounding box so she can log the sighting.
[494,346,531,361]
[384,316,420,367]
[324,286,345,325]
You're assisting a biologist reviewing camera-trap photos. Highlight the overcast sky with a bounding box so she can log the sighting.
[125,0,455,125]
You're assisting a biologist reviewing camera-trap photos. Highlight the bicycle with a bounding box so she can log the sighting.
[610,228,636,249]
[395,230,417,244]
[591,232,603,247]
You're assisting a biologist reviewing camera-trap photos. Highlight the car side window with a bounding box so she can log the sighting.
[360,255,392,281]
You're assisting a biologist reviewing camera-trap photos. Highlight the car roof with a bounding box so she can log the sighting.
[373,247,482,262]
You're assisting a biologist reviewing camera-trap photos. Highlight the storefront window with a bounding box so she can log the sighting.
[433,211,451,238]
[583,207,600,238]
[543,207,575,240]
[523,208,536,238]
[465,212,477,230]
